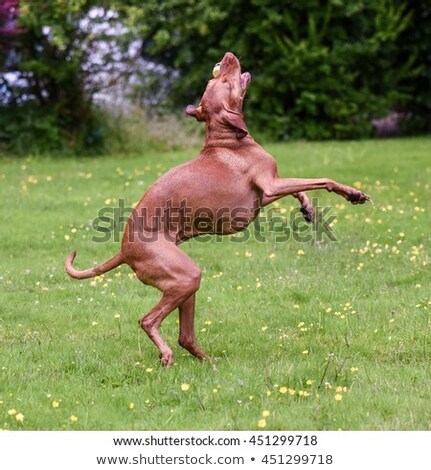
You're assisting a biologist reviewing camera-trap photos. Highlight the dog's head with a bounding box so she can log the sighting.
[186,52,252,139]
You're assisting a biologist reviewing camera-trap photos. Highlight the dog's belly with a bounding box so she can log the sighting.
[162,188,261,241]
[189,196,260,235]
[167,164,262,239]
[124,155,264,244]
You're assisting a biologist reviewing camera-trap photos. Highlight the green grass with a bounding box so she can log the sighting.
[1,138,430,430]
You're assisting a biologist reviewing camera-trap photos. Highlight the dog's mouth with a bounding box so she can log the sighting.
[240,72,251,91]
[214,52,251,92]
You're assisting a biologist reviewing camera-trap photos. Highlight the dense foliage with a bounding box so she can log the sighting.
[0,0,136,153]
[393,2,431,134]
[0,0,429,154]
[124,0,426,140]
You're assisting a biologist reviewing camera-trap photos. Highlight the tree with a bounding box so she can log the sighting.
[123,0,417,140]
[0,1,138,153]
[1,0,428,154]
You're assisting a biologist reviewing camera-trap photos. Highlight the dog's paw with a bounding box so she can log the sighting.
[347,190,370,205]
[300,204,314,223]
[160,350,174,367]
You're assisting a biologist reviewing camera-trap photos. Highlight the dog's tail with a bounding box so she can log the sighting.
[65,251,124,279]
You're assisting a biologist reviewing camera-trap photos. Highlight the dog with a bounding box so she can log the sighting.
[65,52,369,366]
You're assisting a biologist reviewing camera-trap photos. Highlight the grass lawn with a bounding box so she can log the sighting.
[0,137,430,430]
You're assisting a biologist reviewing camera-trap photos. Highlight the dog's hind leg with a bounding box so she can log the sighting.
[178,293,208,360]
[133,242,202,366]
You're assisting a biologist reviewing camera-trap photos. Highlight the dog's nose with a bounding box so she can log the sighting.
[223,52,236,62]
[221,52,240,71]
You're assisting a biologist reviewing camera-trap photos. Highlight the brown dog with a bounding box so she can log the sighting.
[66,52,369,366]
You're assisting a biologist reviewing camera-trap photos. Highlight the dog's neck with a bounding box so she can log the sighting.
[203,121,253,149]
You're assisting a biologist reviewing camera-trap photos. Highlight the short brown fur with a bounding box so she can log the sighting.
[66,52,369,366]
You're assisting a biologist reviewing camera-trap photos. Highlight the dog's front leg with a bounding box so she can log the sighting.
[260,192,314,222]
[259,177,369,205]
[293,192,314,223]
[260,190,314,222]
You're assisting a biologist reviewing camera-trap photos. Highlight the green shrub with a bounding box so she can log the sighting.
[126,0,418,141]
[0,106,64,155]
[1,1,428,154]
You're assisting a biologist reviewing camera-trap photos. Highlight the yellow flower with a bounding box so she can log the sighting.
[297,249,305,256]
[258,419,267,428]
[306,379,314,386]
[114,314,121,319]
[8,409,17,416]
[279,386,288,394]
[302,350,309,355]
[15,413,25,423]
[262,410,270,418]
[288,388,296,396]
[52,400,60,409]
[146,368,153,373]
[181,383,190,391]
[129,403,135,410]
[69,415,78,423]
[335,394,343,401]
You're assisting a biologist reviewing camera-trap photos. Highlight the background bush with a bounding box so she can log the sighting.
[0,0,430,154]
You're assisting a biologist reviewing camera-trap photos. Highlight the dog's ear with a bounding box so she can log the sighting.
[185,104,206,122]
[222,107,248,139]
